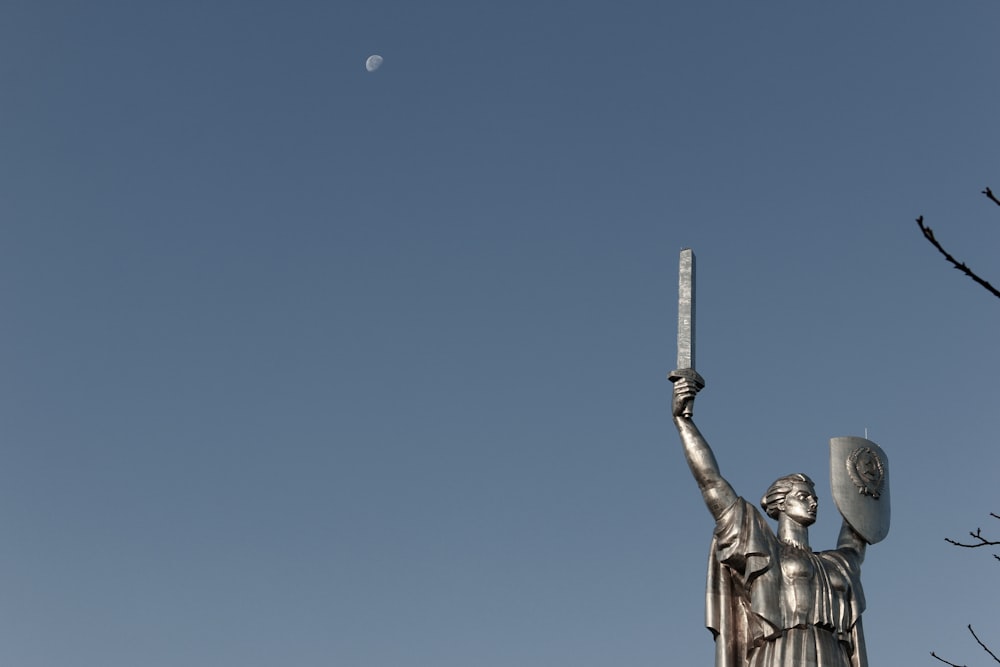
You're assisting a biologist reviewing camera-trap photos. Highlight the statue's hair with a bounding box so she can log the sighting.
[760,473,815,519]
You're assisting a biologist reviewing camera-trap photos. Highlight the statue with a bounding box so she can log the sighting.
[667,250,888,667]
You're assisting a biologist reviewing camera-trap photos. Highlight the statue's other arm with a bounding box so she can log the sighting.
[837,518,868,562]
[672,377,737,521]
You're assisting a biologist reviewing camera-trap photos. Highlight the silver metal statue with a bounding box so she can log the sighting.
[668,249,889,667]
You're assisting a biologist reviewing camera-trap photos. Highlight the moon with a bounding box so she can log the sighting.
[365,55,383,72]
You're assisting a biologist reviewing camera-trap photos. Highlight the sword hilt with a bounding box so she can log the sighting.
[669,368,705,418]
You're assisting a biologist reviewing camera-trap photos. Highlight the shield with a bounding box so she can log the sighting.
[830,436,890,544]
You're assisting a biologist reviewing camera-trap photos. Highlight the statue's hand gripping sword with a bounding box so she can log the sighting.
[668,248,704,417]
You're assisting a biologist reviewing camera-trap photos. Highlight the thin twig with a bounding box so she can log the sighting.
[916,216,1000,299]
[930,626,1000,666]
[969,625,1000,664]
[931,651,966,667]
[944,514,1000,560]
[944,527,1000,549]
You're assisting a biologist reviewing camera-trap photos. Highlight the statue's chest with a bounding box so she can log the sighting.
[778,546,849,623]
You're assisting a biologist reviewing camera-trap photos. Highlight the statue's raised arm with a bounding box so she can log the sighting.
[669,372,876,667]
[670,375,737,521]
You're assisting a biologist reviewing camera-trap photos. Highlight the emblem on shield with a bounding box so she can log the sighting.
[846,446,885,498]
[831,436,890,544]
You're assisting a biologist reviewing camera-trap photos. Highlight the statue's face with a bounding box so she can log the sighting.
[781,482,818,527]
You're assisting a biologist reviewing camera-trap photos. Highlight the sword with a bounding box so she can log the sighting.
[668,248,705,417]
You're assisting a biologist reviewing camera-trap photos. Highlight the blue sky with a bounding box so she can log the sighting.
[2,1,1000,665]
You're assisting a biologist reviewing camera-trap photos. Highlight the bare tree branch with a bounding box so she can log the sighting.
[969,625,1000,664]
[934,516,1000,663]
[931,650,967,667]
[931,626,1000,666]
[916,192,999,664]
[944,513,1000,560]
[915,216,1000,299]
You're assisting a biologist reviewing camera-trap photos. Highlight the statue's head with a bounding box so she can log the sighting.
[761,473,818,526]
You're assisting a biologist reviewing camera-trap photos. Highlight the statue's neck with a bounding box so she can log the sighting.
[777,516,811,550]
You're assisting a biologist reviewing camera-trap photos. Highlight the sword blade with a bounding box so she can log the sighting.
[676,248,696,370]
